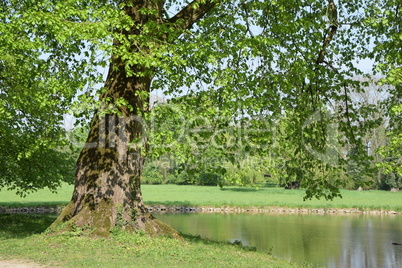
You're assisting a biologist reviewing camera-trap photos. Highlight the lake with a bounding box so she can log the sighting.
[155,213,402,267]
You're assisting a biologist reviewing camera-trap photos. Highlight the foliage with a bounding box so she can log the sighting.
[146,93,236,186]
[368,0,402,178]
[1,0,401,200]
[149,0,402,198]
[377,104,402,178]
[223,156,268,187]
[378,171,402,191]
[144,91,396,193]
[142,163,165,185]
[0,0,113,194]
[345,147,373,190]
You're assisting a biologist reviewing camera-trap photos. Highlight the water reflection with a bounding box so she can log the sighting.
[154,213,402,267]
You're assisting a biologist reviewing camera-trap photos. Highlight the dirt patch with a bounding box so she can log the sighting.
[0,259,44,268]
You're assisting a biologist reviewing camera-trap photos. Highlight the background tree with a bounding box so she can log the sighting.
[377,104,402,184]
[375,38,402,188]
[0,0,99,195]
[366,0,402,185]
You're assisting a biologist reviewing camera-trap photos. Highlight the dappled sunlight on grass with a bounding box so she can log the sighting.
[0,215,299,267]
[0,214,56,239]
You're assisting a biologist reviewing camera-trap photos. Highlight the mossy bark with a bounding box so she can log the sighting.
[49,72,181,237]
[49,1,171,238]
[49,0,218,238]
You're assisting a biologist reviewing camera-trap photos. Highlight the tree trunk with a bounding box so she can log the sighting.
[50,60,178,237]
[49,0,219,237]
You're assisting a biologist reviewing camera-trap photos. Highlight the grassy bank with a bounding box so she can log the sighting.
[0,214,299,268]
[1,184,402,212]
[1,185,401,267]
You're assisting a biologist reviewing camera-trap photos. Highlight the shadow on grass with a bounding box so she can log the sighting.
[145,201,195,207]
[181,233,257,252]
[264,182,281,188]
[219,187,260,192]
[0,201,68,208]
[0,214,57,239]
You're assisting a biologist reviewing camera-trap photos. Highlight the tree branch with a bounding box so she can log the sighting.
[316,0,338,64]
[168,0,220,30]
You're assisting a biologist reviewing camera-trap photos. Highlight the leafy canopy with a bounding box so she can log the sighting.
[1,0,401,199]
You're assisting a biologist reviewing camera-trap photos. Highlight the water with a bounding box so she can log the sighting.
[155,213,402,267]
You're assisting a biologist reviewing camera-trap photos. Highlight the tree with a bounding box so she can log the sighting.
[1,0,219,236]
[48,0,221,236]
[146,92,272,187]
[367,0,402,177]
[2,0,401,236]
[377,104,402,178]
[0,1,87,195]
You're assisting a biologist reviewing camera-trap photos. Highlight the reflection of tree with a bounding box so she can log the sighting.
[335,216,402,268]
[155,214,402,267]
[154,214,244,243]
[243,215,343,264]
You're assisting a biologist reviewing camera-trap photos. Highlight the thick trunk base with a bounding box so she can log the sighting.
[48,201,181,240]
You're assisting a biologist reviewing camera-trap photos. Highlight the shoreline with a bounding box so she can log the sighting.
[1,204,400,215]
[147,205,401,215]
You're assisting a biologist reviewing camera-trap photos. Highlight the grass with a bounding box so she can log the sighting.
[0,214,300,268]
[142,185,402,212]
[1,184,400,267]
[1,183,402,212]
[0,185,73,208]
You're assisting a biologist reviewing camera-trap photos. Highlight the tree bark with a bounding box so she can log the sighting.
[50,0,219,237]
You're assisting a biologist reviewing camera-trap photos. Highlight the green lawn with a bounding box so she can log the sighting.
[1,184,401,267]
[1,184,402,212]
[142,184,402,211]
[0,185,73,208]
[0,214,300,268]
